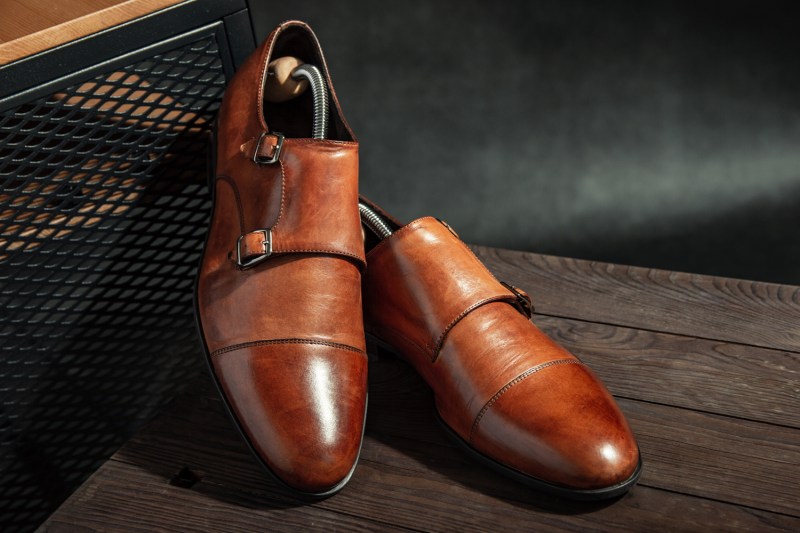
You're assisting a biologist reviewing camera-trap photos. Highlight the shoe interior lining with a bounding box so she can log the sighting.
[263,27,353,141]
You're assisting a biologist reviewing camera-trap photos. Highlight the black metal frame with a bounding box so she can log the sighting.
[0,2,254,531]
[0,0,252,104]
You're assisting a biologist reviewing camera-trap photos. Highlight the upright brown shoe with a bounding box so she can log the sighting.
[359,198,641,500]
[196,22,367,497]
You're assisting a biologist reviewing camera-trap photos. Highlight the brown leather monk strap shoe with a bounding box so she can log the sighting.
[195,22,367,497]
[358,197,642,500]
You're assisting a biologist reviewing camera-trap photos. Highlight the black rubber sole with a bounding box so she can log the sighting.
[191,124,366,500]
[366,333,643,501]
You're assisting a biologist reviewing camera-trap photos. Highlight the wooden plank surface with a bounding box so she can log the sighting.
[0,0,186,65]
[41,461,414,533]
[118,373,800,517]
[40,450,800,533]
[39,249,800,531]
[40,368,800,532]
[535,315,800,428]
[475,246,800,353]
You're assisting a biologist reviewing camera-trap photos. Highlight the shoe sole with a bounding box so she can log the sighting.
[366,333,643,501]
[191,123,366,500]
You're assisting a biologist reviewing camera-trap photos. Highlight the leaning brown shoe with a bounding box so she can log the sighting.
[195,21,367,497]
[359,198,641,500]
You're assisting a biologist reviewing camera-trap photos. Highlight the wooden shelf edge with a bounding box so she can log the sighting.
[0,0,188,66]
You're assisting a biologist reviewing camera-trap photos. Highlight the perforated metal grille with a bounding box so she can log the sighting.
[0,35,225,531]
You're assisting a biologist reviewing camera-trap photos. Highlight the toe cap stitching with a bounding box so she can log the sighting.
[469,358,581,443]
[211,338,365,358]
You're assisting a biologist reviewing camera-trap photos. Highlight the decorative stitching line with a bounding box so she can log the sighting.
[469,359,581,443]
[285,138,358,147]
[271,247,366,265]
[256,26,282,130]
[430,295,517,363]
[211,338,365,358]
[271,157,287,230]
[364,216,436,261]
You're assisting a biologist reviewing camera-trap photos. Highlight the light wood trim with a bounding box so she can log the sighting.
[0,0,188,65]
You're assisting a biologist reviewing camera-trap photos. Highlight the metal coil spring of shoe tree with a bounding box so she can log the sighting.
[357,203,393,240]
[265,56,394,239]
[264,56,328,139]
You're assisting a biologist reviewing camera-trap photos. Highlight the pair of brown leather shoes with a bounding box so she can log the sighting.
[196,21,641,499]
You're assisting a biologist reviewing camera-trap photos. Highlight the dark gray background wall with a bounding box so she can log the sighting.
[248,0,800,285]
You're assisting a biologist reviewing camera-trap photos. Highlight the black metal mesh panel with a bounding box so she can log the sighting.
[0,35,225,531]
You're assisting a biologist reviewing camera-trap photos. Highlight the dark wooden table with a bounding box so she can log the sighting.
[39,246,800,532]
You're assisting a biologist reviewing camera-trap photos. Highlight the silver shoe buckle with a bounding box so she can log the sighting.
[252,131,284,165]
[236,229,272,269]
[500,281,534,318]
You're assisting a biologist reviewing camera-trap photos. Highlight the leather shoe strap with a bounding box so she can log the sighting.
[364,217,533,362]
[229,137,366,270]
[236,229,272,268]
[240,133,283,164]
[235,226,366,270]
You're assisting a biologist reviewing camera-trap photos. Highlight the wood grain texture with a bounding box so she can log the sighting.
[533,315,800,428]
[44,458,792,533]
[621,398,800,516]
[40,461,414,533]
[109,366,800,521]
[39,247,800,531]
[0,0,186,65]
[40,375,799,532]
[474,246,800,353]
